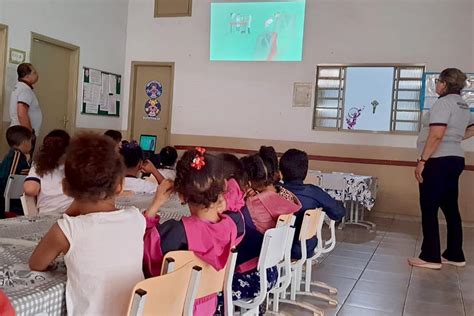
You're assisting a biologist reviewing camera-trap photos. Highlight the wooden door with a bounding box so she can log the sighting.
[30,35,78,143]
[130,63,173,152]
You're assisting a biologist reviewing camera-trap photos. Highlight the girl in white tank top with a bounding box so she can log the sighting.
[29,133,145,316]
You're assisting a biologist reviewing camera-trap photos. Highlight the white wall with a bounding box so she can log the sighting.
[123,0,474,151]
[0,0,129,130]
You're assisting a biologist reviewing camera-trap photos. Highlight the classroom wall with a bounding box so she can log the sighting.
[0,0,129,131]
[123,0,474,221]
[123,0,474,150]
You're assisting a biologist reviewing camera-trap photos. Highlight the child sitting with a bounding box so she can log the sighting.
[280,149,345,259]
[157,146,178,180]
[29,133,145,315]
[217,153,246,212]
[143,147,244,315]
[0,126,32,218]
[104,129,122,151]
[259,145,281,183]
[24,130,73,214]
[120,141,164,194]
[233,154,301,302]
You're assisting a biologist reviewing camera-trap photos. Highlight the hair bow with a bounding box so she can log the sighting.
[191,147,206,170]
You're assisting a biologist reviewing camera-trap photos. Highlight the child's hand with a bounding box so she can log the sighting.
[146,180,174,217]
[141,160,157,174]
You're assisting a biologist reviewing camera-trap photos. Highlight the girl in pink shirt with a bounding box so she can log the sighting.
[143,148,245,316]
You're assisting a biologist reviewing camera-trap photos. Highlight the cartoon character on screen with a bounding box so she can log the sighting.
[144,99,161,119]
[345,106,365,129]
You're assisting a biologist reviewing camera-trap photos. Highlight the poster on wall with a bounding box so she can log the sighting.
[342,67,394,131]
[82,67,121,117]
[143,80,163,120]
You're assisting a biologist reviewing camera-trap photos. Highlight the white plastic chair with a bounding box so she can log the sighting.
[234,225,291,316]
[20,194,38,218]
[4,175,27,213]
[127,262,202,316]
[161,249,238,316]
[319,173,348,229]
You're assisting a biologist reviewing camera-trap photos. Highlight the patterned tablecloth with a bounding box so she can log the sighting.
[0,196,190,316]
[321,174,377,210]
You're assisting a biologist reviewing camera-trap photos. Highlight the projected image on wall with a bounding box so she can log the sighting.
[210,1,306,61]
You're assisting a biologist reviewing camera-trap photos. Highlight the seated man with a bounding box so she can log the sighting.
[280,149,346,259]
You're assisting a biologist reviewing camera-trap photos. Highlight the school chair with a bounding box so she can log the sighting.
[277,209,338,316]
[127,261,202,316]
[234,225,292,316]
[20,194,38,218]
[161,249,238,316]
[4,175,27,215]
[267,216,296,313]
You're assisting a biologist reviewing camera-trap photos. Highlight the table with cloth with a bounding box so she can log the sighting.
[0,194,190,316]
[307,171,378,231]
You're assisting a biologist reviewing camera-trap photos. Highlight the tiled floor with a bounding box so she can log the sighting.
[277,215,474,316]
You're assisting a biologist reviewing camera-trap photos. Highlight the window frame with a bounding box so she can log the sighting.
[312,63,425,135]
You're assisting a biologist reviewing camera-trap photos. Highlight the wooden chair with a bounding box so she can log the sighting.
[127,262,202,316]
[161,249,238,316]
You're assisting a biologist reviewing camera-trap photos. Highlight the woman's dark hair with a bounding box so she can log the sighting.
[240,154,273,190]
[217,153,247,189]
[119,141,144,168]
[17,63,33,80]
[6,125,32,147]
[439,68,467,96]
[158,146,178,168]
[104,130,122,143]
[34,129,70,177]
[258,146,280,183]
[63,133,125,201]
[280,149,309,182]
[174,149,225,208]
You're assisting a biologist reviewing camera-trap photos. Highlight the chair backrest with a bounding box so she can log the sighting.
[277,214,296,227]
[258,225,291,270]
[299,208,324,242]
[128,262,201,316]
[20,194,38,217]
[4,175,27,212]
[162,249,238,316]
[304,170,322,185]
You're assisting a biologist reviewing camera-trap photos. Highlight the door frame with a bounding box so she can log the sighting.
[128,61,175,145]
[30,32,80,135]
[0,24,8,155]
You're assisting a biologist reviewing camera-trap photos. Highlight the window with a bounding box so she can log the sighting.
[155,0,192,18]
[313,64,425,133]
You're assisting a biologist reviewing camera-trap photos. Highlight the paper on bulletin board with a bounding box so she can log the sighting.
[109,75,117,94]
[83,83,101,105]
[89,69,102,85]
[107,95,117,115]
[85,103,99,114]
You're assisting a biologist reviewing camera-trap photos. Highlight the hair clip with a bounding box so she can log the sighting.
[190,147,206,170]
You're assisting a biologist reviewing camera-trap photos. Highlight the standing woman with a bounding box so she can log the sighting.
[409,68,474,269]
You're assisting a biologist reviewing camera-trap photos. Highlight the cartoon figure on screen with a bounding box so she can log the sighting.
[345,106,365,129]
[255,12,295,61]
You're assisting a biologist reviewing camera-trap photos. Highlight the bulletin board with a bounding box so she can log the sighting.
[420,72,474,112]
[81,67,121,117]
